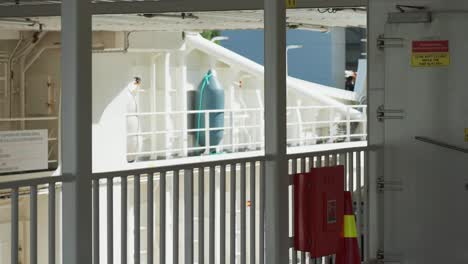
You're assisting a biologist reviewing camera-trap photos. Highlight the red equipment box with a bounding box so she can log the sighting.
[294,166,344,258]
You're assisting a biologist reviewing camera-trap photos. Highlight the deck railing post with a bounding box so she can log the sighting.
[205,111,210,154]
[346,106,351,142]
[264,0,289,263]
[230,111,235,153]
[61,1,93,264]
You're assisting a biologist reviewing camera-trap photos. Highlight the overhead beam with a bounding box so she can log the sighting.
[0,0,366,18]
[93,0,366,14]
[0,4,60,18]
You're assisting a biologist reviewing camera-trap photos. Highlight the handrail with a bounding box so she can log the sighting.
[0,116,59,122]
[125,108,264,117]
[125,104,368,159]
[125,105,367,117]
[93,154,266,179]
[415,136,468,154]
[0,175,71,190]
[286,145,376,159]
[97,145,378,179]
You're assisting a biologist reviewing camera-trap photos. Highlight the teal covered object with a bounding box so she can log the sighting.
[195,70,225,150]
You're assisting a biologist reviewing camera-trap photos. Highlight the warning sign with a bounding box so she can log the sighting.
[411,40,450,67]
[465,128,468,142]
[286,0,297,8]
[0,130,48,173]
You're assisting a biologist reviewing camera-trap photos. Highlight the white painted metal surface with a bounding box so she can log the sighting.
[0,2,366,26]
[382,12,468,264]
[3,10,365,32]
[90,31,365,172]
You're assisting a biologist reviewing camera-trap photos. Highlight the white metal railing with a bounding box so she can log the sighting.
[0,145,372,264]
[0,175,67,264]
[126,105,367,159]
[91,155,267,264]
[0,116,60,165]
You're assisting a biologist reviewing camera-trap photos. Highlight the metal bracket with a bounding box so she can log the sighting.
[377,35,404,50]
[377,105,405,122]
[377,177,403,193]
[377,249,403,263]
[289,174,295,186]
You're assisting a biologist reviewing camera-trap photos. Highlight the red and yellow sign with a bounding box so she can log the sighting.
[411,40,450,67]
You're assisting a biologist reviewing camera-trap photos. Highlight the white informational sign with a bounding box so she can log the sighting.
[0,130,48,174]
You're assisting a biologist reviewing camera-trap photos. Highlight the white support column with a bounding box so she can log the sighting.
[264,0,289,263]
[164,52,174,159]
[61,1,93,264]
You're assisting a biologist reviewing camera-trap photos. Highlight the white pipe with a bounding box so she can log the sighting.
[24,45,60,72]
[150,56,158,160]
[0,60,7,102]
[164,52,173,158]
[179,50,189,157]
[47,76,56,115]
[12,31,47,64]
[24,43,116,72]
[8,35,23,117]
[8,32,46,122]
[211,36,229,43]
[8,35,23,79]
[19,57,25,125]
[286,44,303,76]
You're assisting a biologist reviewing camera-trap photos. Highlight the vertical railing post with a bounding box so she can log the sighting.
[134,176,141,264]
[184,169,194,264]
[11,187,18,264]
[92,179,100,264]
[230,111,235,153]
[329,107,335,143]
[264,0,288,263]
[61,1,93,264]
[295,108,303,146]
[147,174,154,264]
[346,106,351,142]
[49,184,56,264]
[121,177,128,264]
[205,111,210,154]
[30,186,38,264]
[363,106,368,141]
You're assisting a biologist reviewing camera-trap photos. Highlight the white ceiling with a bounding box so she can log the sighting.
[0,8,366,32]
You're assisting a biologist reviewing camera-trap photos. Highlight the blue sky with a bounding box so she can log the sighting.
[221,29,339,87]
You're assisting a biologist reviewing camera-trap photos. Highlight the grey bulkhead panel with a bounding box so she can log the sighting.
[383,13,468,264]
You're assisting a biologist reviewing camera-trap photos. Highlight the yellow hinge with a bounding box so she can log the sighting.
[286,0,297,8]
